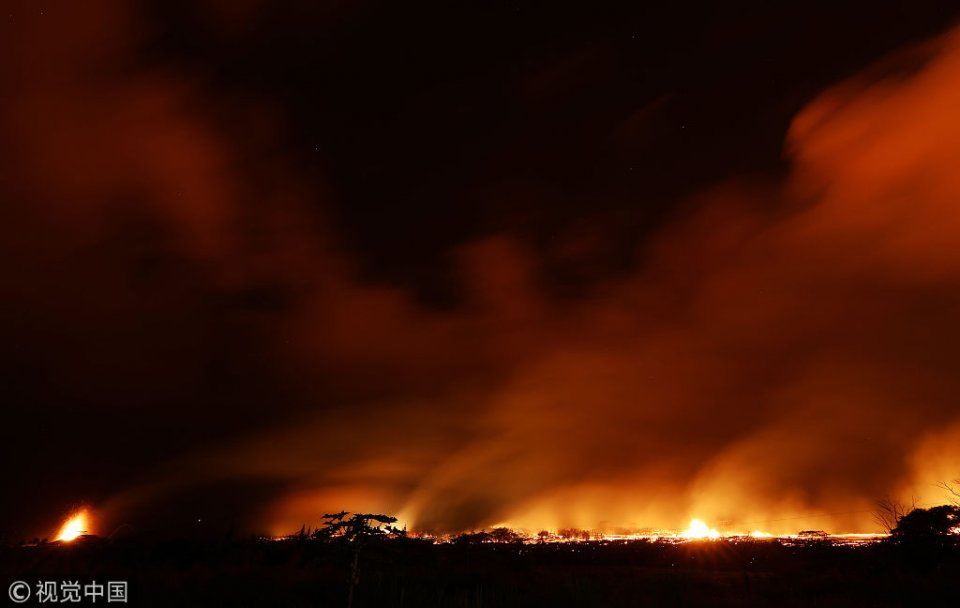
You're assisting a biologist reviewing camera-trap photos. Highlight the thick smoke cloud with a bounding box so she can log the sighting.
[3,1,960,537]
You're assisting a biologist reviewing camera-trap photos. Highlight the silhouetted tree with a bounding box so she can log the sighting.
[557,528,591,542]
[313,511,400,608]
[874,497,909,533]
[488,527,522,543]
[451,531,491,544]
[313,511,402,541]
[891,505,960,540]
[936,479,960,506]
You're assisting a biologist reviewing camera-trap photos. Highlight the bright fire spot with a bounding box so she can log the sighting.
[56,510,90,542]
[680,518,720,540]
[750,530,774,538]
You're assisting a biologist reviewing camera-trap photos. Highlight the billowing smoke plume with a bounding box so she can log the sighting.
[3,2,960,537]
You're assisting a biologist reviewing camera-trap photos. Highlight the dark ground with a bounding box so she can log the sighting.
[2,537,959,607]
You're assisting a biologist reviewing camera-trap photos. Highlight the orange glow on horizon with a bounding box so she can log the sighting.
[680,518,721,540]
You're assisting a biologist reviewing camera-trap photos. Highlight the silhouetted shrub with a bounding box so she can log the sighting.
[892,506,960,540]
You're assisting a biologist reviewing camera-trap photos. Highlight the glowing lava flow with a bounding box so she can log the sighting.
[56,509,90,542]
[680,518,721,540]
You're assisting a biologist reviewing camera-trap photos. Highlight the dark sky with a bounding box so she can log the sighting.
[3,0,960,538]
[138,2,948,292]
[142,1,956,289]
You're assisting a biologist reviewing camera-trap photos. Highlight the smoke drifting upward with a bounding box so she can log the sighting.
[3,2,960,537]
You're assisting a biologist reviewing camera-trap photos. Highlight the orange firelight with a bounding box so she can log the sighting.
[56,509,91,542]
[680,518,721,540]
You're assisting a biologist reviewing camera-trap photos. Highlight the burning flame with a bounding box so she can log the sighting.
[680,518,720,540]
[56,509,90,542]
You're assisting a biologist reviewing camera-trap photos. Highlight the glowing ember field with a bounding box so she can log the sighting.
[53,507,887,546]
[261,517,889,546]
[419,528,887,546]
[412,532,889,546]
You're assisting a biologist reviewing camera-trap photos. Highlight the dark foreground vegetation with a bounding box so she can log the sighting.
[2,532,959,607]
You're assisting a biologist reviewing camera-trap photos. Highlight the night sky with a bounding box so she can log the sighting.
[3,0,960,538]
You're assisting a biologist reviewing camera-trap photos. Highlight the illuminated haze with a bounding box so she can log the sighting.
[3,1,960,537]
